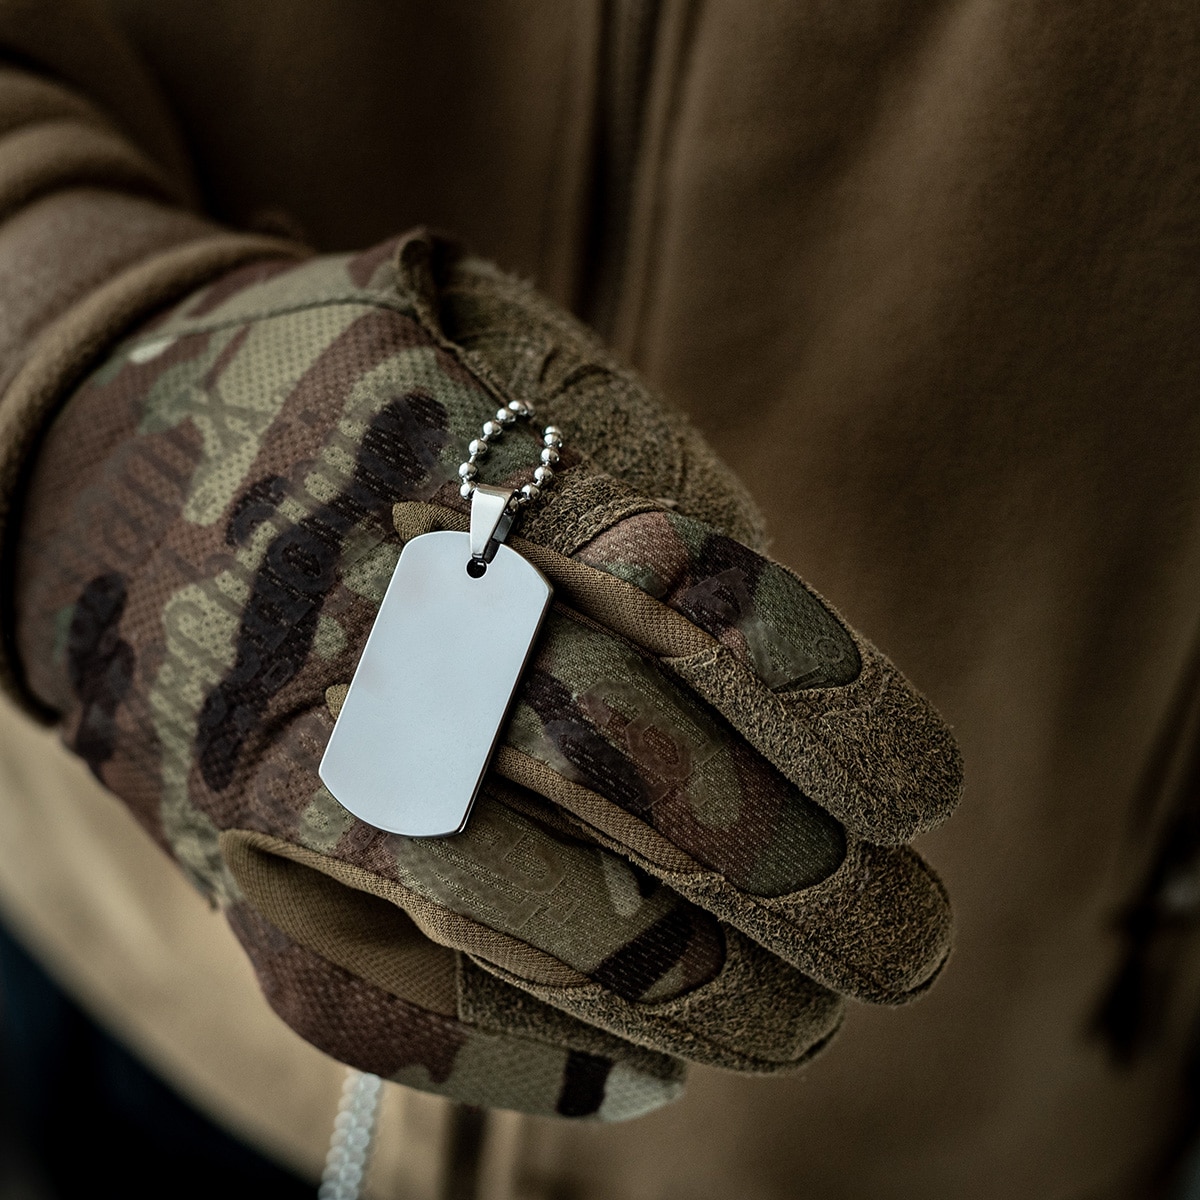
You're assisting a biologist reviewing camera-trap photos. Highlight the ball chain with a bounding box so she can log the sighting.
[457,399,563,510]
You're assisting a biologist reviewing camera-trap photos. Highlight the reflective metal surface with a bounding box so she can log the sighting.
[319,531,552,837]
[467,483,515,562]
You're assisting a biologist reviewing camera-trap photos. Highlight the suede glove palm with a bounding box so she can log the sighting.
[13,232,962,1120]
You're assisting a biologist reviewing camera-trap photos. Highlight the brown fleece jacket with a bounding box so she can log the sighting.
[0,3,1197,1199]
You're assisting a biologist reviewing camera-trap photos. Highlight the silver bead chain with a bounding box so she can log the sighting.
[456,399,563,510]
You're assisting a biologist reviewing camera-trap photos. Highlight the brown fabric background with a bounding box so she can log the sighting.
[0,2,1197,1198]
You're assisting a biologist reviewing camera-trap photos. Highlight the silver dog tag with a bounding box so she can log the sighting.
[319,486,552,836]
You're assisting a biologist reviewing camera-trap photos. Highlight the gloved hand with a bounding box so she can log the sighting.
[11,230,962,1120]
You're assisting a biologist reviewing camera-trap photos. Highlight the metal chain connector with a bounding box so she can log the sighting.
[456,399,564,511]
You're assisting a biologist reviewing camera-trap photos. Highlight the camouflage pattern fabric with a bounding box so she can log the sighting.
[13,230,962,1119]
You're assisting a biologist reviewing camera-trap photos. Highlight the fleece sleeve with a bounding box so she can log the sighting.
[0,3,307,710]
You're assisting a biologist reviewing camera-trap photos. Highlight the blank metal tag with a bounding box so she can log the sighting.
[319,512,552,837]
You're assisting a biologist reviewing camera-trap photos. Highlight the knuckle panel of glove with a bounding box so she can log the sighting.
[572,509,862,691]
[669,631,964,848]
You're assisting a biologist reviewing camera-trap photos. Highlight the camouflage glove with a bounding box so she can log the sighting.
[12,231,962,1120]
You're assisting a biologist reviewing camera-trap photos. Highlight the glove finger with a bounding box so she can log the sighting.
[667,840,951,1003]
[560,503,962,845]
[220,840,683,1120]
[225,801,842,1074]
[502,746,952,1004]
[506,606,849,898]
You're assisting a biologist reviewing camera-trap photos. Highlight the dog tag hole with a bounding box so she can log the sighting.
[466,559,487,579]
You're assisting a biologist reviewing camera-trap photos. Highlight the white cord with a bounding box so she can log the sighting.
[318,1070,382,1200]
